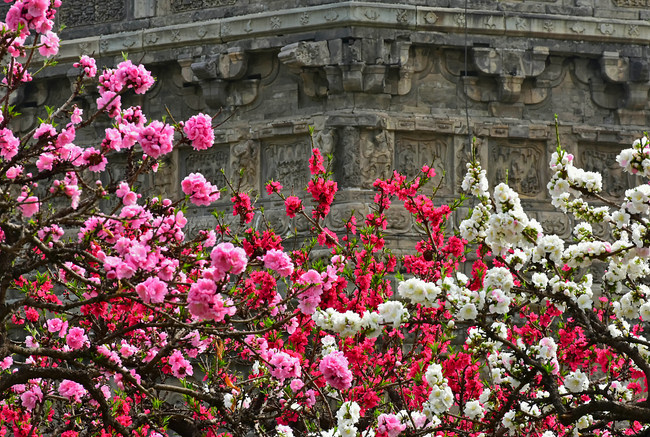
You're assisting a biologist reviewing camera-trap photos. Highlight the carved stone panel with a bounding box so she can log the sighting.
[360,129,394,189]
[170,0,237,12]
[59,0,126,26]
[395,134,452,194]
[488,140,546,199]
[579,145,638,198]
[181,146,230,195]
[231,140,260,195]
[148,154,178,200]
[261,138,311,193]
[335,126,362,189]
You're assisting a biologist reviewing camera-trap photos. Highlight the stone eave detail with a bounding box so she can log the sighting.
[52,2,650,65]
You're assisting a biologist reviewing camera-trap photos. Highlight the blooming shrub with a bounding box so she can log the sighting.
[1,2,650,437]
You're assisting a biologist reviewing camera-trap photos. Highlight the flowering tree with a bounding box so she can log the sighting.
[2,1,650,437]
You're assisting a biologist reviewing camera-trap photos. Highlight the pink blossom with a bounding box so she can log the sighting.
[34,123,56,139]
[210,242,248,279]
[115,60,155,94]
[183,113,214,150]
[6,165,22,179]
[137,121,174,159]
[81,147,107,172]
[187,279,236,322]
[70,106,83,124]
[17,194,40,217]
[38,30,59,57]
[297,269,323,315]
[262,249,294,277]
[20,386,43,410]
[319,351,352,390]
[66,327,88,350]
[135,276,169,304]
[285,196,302,218]
[0,356,12,370]
[36,152,55,172]
[290,378,304,392]
[168,350,193,378]
[46,318,68,337]
[74,55,97,78]
[377,413,406,437]
[181,172,220,206]
[268,350,302,381]
[58,379,86,403]
[0,128,19,161]
[96,90,122,118]
[116,182,138,206]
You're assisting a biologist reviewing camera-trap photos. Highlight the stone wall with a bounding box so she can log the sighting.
[14,0,650,249]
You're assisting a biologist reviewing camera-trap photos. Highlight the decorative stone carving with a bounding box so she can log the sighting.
[191,49,259,109]
[170,0,237,12]
[600,51,650,122]
[278,38,415,97]
[182,146,229,193]
[612,0,650,6]
[489,141,545,198]
[535,212,571,238]
[149,154,178,199]
[336,126,362,188]
[325,203,366,232]
[471,47,549,103]
[231,140,259,195]
[580,146,637,198]
[262,140,311,192]
[395,135,451,194]
[360,130,394,188]
[59,0,126,26]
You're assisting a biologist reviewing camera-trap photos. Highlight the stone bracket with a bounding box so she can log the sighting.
[184,48,258,109]
[278,38,415,97]
[600,51,650,111]
[469,47,549,104]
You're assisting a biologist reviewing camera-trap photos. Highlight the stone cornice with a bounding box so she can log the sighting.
[54,2,649,64]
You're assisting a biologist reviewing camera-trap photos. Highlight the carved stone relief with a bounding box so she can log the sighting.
[335,126,362,189]
[181,146,230,194]
[230,139,259,195]
[261,139,311,192]
[324,203,366,232]
[170,0,237,12]
[579,145,639,198]
[148,155,178,200]
[59,0,126,26]
[395,134,451,194]
[360,129,394,189]
[489,140,546,199]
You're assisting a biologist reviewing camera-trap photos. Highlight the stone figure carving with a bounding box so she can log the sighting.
[171,0,237,12]
[59,0,125,26]
[396,135,449,193]
[490,142,543,197]
[184,147,229,193]
[314,129,335,155]
[581,149,629,198]
[337,126,361,188]
[231,140,259,194]
[361,130,393,187]
[263,141,310,191]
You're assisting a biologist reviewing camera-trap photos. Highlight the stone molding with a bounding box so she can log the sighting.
[55,2,650,65]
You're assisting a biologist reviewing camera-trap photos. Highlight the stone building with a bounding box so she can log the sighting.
[16,0,650,247]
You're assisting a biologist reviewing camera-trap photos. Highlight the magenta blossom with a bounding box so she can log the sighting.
[319,351,353,391]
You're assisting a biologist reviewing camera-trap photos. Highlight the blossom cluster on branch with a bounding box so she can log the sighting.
[1,2,650,437]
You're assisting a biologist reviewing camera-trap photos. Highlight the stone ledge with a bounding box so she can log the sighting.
[51,2,650,65]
